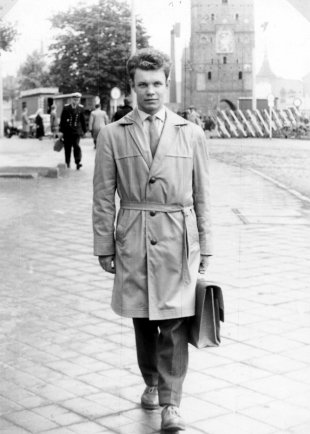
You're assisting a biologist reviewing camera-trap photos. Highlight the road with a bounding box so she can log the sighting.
[209,138,310,201]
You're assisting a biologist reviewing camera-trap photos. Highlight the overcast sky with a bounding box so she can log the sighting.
[2,0,310,81]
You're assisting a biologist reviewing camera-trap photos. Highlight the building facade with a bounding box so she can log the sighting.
[183,0,254,112]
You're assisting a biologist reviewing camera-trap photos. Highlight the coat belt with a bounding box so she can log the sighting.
[120,201,194,285]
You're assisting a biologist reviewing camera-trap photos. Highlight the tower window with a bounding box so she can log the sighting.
[238,71,243,80]
[211,13,215,20]
[223,56,227,64]
[208,71,212,80]
[222,0,228,3]
[235,13,239,20]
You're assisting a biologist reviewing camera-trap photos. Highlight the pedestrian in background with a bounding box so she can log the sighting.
[50,105,58,139]
[35,109,45,140]
[21,107,30,139]
[112,97,133,122]
[59,92,86,170]
[188,105,203,128]
[93,48,212,431]
[88,103,109,149]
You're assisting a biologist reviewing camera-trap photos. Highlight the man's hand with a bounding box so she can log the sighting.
[58,132,63,139]
[199,255,210,274]
[98,255,116,274]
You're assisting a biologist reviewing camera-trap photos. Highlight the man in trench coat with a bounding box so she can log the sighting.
[93,48,212,431]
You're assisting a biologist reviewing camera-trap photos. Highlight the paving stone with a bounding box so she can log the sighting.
[66,421,109,433]
[32,405,84,426]
[5,409,58,432]
[193,412,275,434]
[242,400,310,430]
[0,428,31,434]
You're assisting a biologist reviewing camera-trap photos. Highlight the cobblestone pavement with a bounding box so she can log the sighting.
[0,138,310,433]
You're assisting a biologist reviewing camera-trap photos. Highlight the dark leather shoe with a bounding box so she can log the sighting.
[76,163,82,170]
[161,405,185,431]
[141,386,159,410]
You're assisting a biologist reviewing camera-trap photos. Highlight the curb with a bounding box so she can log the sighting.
[249,168,310,204]
[0,163,67,179]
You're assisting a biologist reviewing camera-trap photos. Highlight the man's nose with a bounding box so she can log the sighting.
[146,85,155,94]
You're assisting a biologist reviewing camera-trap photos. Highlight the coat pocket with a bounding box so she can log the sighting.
[115,209,129,245]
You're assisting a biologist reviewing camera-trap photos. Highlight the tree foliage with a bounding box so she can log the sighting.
[17,50,54,90]
[2,75,19,101]
[49,0,149,104]
[0,20,17,51]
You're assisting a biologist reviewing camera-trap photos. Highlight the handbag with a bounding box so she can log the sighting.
[188,279,224,349]
[53,138,64,152]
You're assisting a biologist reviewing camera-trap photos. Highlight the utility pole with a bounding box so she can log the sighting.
[130,0,137,107]
[170,23,180,104]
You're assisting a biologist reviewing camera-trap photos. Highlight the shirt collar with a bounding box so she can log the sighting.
[137,106,166,123]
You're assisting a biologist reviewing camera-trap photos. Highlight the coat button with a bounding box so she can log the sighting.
[151,239,157,245]
[150,211,156,216]
[149,177,156,184]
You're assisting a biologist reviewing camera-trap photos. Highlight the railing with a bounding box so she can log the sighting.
[208,108,310,139]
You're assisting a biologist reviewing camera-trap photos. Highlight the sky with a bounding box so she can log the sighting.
[1,0,310,81]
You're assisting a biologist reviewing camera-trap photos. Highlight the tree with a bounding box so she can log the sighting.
[2,75,19,101]
[0,20,17,52]
[17,50,55,90]
[49,0,149,105]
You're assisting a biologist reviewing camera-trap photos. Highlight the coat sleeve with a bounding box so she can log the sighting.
[80,109,87,134]
[89,112,94,131]
[59,107,67,133]
[192,126,213,255]
[92,127,117,256]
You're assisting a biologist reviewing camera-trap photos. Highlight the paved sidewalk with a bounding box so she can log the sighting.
[0,137,70,178]
[0,137,310,433]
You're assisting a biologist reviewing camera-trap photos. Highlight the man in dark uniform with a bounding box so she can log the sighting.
[59,92,87,169]
[112,98,133,122]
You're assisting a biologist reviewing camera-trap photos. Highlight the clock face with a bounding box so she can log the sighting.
[216,27,234,53]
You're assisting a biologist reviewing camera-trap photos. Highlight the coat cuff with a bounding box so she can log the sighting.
[93,235,115,256]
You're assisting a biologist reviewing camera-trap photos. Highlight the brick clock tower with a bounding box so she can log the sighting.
[183,0,255,111]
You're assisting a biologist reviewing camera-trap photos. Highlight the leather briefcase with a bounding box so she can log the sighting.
[53,138,64,152]
[188,279,224,349]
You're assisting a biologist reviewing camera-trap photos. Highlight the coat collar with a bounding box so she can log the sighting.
[119,107,188,127]
[118,107,189,170]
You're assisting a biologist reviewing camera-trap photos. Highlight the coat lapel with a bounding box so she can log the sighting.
[150,108,188,173]
[119,109,152,169]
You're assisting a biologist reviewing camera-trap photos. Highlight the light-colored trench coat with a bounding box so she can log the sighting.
[93,107,212,320]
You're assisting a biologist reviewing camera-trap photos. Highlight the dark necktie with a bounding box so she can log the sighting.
[147,115,160,158]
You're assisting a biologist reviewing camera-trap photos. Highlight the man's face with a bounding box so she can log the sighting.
[132,68,168,115]
[71,97,80,108]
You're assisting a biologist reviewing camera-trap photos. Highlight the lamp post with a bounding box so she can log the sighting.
[267,94,274,140]
[130,0,136,107]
